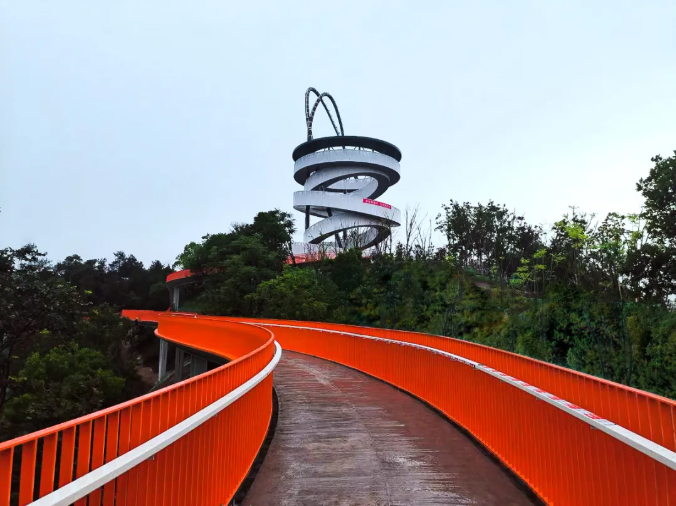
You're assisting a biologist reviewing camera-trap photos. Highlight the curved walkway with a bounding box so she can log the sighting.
[243,351,537,506]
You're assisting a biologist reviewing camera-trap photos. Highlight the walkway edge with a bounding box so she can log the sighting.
[230,387,280,506]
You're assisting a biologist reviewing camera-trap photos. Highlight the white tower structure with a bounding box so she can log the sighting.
[292,88,402,251]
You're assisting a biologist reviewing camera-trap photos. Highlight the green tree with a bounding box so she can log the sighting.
[0,245,83,409]
[0,345,125,439]
[173,149,676,400]
[174,210,295,315]
[637,152,676,244]
[436,200,541,282]
[74,304,140,382]
[56,253,172,310]
[249,267,338,321]
[175,209,295,271]
[0,245,146,441]
[626,151,676,302]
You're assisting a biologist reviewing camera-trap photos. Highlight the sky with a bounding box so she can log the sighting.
[1,1,675,266]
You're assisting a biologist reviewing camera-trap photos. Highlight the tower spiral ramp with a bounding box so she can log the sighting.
[292,88,402,251]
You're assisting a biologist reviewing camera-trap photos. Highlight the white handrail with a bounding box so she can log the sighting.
[259,323,676,472]
[30,342,282,506]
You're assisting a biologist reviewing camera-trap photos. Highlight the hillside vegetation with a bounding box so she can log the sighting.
[2,150,674,442]
[0,249,172,441]
[178,151,676,399]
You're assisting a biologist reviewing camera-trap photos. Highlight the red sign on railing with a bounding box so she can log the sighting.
[363,198,392,209]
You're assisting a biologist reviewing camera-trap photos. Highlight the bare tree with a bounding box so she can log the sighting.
[402,204,435,260]
[413,217,435,260]
[403,205,421,258]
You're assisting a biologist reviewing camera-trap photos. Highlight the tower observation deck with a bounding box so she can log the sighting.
[292,87,401,250]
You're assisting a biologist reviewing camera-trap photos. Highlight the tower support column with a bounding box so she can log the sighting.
[190,356,208,377]
[171,287,180,311]
[175,348,185,382]
[158,338,168,380]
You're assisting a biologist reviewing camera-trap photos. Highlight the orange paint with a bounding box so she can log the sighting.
[1,310,674,506]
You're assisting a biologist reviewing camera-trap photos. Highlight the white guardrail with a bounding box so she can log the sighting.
[259,323,676,471]
[29,342,282,506]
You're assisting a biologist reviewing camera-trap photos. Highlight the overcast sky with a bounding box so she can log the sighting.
[1,1,675,266]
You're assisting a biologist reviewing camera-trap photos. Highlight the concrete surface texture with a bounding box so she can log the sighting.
[242,351,537,506]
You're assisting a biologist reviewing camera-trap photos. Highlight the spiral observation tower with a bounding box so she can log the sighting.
[292,87,401,251]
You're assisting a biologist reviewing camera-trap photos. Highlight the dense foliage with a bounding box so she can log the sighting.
[1,149,674,442]
[174,210,295,315]
[0,245,171,441]
[182,152,676,400]
[56,251,172,310]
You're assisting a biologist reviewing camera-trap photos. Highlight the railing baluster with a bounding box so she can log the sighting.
[115,407,132,506]
[0,448,13,506]
[19,440,37,506]
[58,427,76,489]
[38,433,58,498]
[74,421,92,506]
[102,411,119,506]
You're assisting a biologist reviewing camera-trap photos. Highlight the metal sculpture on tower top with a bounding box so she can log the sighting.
[292,87,402,252]
[305,87,344,141]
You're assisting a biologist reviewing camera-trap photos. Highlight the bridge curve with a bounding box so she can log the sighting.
[1,311,675,506]
[244,351,536,505]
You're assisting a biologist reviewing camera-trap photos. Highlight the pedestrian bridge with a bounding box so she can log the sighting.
[1,312,675,505]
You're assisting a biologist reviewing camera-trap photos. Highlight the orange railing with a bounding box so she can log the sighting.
[230,317,676,450]
[0,315,276,506]
[165,271,192,284]
[209,314,676,505]
[3,311,675,506]
[260,322,676,505]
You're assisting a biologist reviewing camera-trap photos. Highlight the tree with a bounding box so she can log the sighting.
[175,209,295,271]
[201,235,287,315]
[172,150,676,399]
[235,209,296,262]
[0,245,83,409]
[74,304,139,380]
[324,248,365,295]
[56,252,172,310]
[627,152,676,301]
[174,210,296,315]
[248,267,338,321]
[637,152,676,245]
[0,345,125,440]
[0,245,146,441]
[548,208,596,288]
[436,200,541,282]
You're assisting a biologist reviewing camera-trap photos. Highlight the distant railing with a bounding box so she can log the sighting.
[0,315,279,506]
[165,270,193,283]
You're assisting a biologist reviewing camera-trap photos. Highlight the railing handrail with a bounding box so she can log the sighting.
[146,310,676,470]
[6,310,673,506]
[0,318,273,450]
[259,322,676,471]
[123,312,676,457]
[27,342,282,506]
[222,314,676,406]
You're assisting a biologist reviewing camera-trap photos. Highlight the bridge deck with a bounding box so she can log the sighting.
[243,351,537,506]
